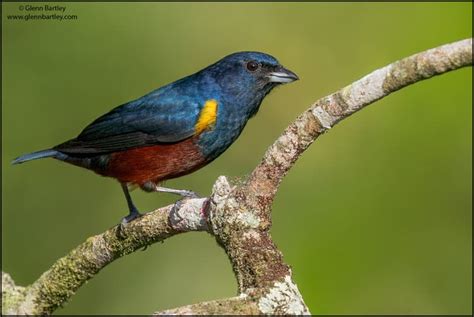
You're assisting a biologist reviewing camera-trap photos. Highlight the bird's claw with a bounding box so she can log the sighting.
[116,211,143,239]
[172,199,184,213]
[180,190,200,199]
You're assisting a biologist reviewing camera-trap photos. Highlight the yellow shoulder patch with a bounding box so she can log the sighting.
[195,99,218,134]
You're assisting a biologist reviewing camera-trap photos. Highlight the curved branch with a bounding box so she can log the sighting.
[2,38,471,315]
[2,198,210,315]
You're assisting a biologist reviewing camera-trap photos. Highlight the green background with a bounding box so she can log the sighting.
[2,2,472,315]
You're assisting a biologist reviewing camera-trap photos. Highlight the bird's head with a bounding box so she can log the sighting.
[209,52,298,91]
[204,51,299,105]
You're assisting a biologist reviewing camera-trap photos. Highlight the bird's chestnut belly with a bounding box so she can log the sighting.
[101,137,207,186]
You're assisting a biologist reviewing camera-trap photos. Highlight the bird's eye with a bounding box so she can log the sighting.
[246,61,259,72]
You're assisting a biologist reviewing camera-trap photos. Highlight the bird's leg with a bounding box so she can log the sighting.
[141,181,200,198]
[154,186,200,198]
[121,184,142,224]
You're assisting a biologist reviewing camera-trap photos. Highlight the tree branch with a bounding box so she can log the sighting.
[2,198,210,315]
[2,38,471,315]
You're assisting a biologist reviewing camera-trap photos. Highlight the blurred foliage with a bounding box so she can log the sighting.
[2,2,472,315]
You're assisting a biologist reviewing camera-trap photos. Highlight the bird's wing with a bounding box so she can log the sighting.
[55,94,204,154]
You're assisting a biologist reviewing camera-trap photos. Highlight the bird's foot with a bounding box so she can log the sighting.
[178,189,200,198]
[121,210,143,224]
[172,199,184,213]
[116,210,143,239]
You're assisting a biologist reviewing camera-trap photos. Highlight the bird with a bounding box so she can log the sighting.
[12,51,298,225]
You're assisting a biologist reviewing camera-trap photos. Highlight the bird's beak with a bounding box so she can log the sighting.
[268,66,299,83]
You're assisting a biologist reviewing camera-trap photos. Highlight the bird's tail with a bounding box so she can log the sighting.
[12,149,59,165]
